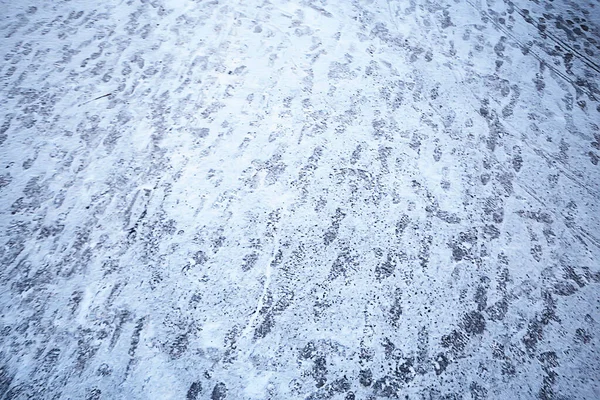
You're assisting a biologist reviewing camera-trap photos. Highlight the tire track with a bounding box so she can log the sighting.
[465,0,599,100]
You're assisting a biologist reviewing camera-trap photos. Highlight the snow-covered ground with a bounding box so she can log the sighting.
[1,0,599,398]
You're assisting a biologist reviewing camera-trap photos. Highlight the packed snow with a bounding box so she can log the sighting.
[0,0,599,398]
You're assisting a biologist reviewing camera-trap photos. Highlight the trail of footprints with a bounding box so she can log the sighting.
[0,0,598,398]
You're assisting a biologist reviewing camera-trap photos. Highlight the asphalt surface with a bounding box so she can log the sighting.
[0,0,599,398]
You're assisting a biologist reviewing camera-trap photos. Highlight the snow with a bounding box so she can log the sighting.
[0,0,599,398]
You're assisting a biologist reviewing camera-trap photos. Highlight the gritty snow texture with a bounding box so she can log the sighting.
[1,0,599,399]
